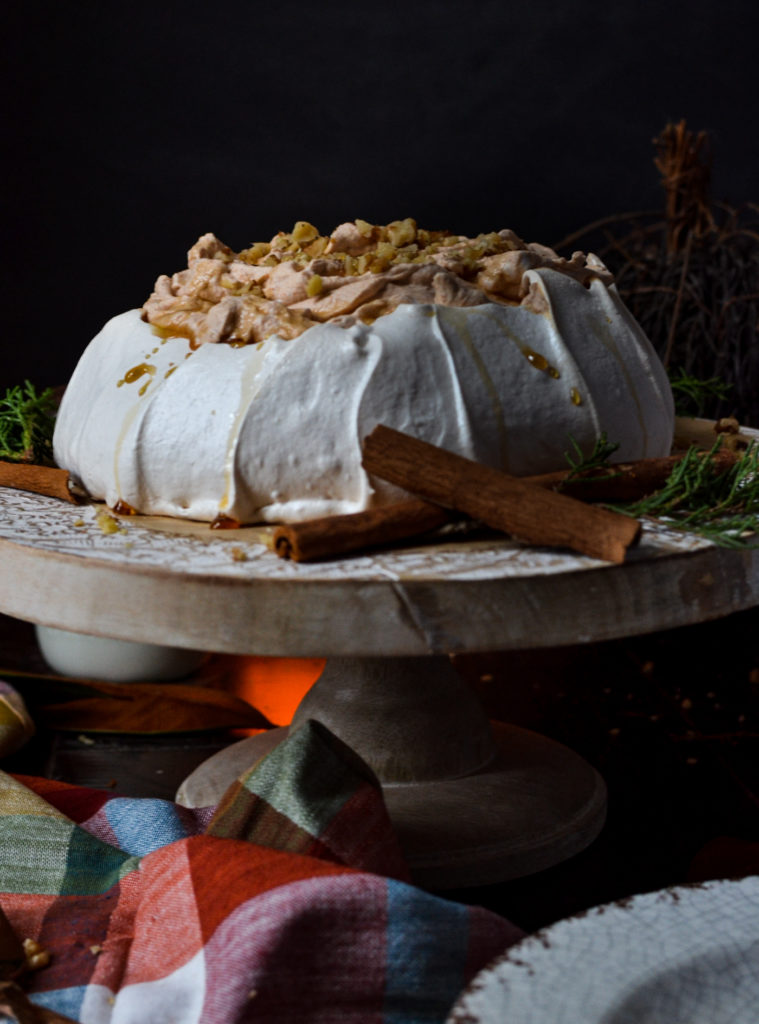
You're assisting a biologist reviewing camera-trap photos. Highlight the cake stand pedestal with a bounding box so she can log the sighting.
[2,483,759,887]
[177,654,607,887]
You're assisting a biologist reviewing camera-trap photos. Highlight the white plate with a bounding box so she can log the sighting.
[448,876,759,1024]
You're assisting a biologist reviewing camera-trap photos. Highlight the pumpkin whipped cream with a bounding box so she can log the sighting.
[142,219,614,348]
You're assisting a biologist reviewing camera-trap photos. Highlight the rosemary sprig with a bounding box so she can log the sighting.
[563,432,759,548]
[668,367,732,418]
[0,381,58,465]
[612,440,759,548]
[563,432,621,480]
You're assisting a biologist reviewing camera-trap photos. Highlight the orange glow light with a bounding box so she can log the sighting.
[237,656,325,726]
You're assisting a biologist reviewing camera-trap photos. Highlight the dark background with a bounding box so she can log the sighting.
[3,0,758,391]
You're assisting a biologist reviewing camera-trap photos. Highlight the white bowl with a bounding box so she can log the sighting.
[35,625,208,682]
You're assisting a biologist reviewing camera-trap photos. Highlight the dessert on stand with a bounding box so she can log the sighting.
[52,220,674,526]
[5,218,754,888]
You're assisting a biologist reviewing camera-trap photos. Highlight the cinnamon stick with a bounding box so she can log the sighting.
[362,425,641,564]
[528,448,740,502]
[274,498,452,561]
[0,462,83,504]
[275,441,741,562]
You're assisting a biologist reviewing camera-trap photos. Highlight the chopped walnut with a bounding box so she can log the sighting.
[23,938,51,971]
[715,417,740,435]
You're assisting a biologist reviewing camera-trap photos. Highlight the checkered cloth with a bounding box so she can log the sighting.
[0,719,521,1023]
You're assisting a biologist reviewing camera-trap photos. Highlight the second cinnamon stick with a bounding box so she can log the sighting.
[362,425,641,564]
[529,448,740,501]
[274,498,452,561]
[0,461,82,504]
[275,439,741,563]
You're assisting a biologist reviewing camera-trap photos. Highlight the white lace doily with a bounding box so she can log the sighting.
[0,487,711,584]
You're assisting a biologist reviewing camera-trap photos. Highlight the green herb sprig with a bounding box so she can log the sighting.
[668,368,733,418]
[611,440,759,548]
[566,432,759,548]
[563,432,621,480]
[0,381,58,465]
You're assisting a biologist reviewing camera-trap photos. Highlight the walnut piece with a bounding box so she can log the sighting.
[23,938,51,971]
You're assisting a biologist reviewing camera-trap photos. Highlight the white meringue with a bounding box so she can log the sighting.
[53,267,674,524]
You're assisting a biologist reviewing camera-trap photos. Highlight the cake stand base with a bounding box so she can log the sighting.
[177,656,607,888]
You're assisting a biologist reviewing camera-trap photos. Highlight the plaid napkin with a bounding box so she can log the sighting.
[0,718,522,1023]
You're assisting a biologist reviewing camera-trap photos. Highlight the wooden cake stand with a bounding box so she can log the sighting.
[2,455,759,888]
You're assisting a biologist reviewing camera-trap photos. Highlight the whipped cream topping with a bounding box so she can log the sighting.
[54,222,675,526]
[141,220,615,348]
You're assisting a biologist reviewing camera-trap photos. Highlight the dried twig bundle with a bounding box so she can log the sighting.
[555,121,759,426]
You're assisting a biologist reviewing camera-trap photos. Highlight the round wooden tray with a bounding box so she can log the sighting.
[1,487,758,657]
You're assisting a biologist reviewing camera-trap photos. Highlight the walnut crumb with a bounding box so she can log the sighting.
[714,417,740,434]
[23,938,51,971]
[95,508,126,535]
